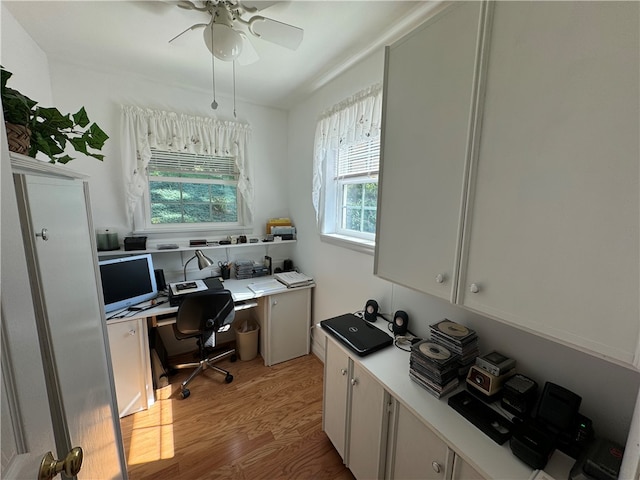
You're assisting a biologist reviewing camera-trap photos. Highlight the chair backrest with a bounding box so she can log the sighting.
[175,289,235,337]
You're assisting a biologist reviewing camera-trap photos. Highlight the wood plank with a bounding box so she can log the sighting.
[120,353,354,480]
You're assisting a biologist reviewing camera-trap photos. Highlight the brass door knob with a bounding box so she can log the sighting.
[39,447,83,480]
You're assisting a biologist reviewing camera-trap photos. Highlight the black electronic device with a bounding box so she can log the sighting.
[364,299,379,322]
[509,381,592,466]
[510,419,557,469]
[570,438,624,480]
[392,310,409,335]
[536,382,581,432]
[154,269,167,292]
[320,313,393,356]
[123,236,147,251]
[501,374,537,416]
[168,276,224,306]
[448,390,514,445]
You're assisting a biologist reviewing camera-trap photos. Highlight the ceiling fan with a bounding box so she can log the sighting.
[169,0,304,65]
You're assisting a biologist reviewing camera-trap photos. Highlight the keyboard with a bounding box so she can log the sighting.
[448,390,514,444]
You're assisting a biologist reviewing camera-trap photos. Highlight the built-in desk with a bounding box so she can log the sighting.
[106,277,314,417]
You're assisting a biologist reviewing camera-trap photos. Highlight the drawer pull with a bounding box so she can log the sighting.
[432,461,441,473]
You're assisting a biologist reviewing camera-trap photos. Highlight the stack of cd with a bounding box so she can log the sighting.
[429,319,479,377]
[409,340,460,398]
[234,260,255,279]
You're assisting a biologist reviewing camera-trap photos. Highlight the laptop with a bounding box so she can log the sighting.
[321,313,393,356]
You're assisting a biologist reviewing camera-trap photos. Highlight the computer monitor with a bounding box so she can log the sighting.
[99,254,158,313]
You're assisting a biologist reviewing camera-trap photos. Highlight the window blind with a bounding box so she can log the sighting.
[335,137,380,179]
[149,150,238,177]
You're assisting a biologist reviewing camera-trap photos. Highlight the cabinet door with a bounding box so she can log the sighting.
[452,454,484,480]
[458,2,640,364]
[390,403,450,480]
[323,339,350,460]
[18,174,125,478]
[267,288,311,365]
[375,2,483,302]
[107,319,150,417]
[348,362,389,480]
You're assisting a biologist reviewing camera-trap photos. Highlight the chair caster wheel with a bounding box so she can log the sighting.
[225,374,233,384]
[230,354,238,362]
[180,388,190,399]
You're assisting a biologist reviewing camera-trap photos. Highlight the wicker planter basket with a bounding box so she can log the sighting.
[5,122,31,155]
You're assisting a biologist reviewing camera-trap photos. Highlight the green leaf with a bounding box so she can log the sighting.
[86,123,109,149]
[86,152,105,161]
[57,155,74,164]
[69,137,89,154]
[73,107,89,128]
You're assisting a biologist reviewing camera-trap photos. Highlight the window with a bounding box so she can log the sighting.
[313,83,382,252]
[335,137,380,240]
[143,149,241,228]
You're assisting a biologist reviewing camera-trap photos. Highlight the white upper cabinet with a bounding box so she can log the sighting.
[377,1,640,366]
[457,1,639,365]
[375,2,483,302]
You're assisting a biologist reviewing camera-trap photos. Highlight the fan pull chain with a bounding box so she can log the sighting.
[210,25,218,110]
[233,60,237,118]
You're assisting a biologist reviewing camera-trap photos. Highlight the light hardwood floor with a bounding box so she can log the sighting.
[119,353,355,480]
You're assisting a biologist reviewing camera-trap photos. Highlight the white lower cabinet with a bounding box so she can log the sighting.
[256,287,312,366]
[387,402,451,480]
[323,338,390,479]
[452,454,484,480]
[323,335,489,480]
[107,318,154,417]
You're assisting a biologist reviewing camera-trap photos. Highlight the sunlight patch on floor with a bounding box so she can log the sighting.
[127,397,175,465]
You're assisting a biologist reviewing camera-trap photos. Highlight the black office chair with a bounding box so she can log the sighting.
[171,289,237,399]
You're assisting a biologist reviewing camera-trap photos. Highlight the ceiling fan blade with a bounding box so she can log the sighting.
[247,16,303,50]
[174,0,208,11]
[169,23,207,44]
[237,32,260,66]
[239,1,279,13]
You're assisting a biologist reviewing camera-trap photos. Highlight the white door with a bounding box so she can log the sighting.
[1,134,126,478]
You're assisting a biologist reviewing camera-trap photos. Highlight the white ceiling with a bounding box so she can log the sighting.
[3,0,440,109]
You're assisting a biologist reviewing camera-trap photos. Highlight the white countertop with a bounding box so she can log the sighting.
[317,319,574,480]
[106,276,314,324]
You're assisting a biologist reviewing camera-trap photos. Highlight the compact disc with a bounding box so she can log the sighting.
[419,342,451,360]
[437,320,469,338]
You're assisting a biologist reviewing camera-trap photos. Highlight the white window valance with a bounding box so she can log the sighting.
[312,83,383,223]
[120,105,252,227]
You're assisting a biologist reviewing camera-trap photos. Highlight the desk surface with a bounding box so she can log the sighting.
[106,276,314,324]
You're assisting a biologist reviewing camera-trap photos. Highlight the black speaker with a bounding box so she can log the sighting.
[154,269,166,292]
[364,299,379,322]
[392,310,409,336]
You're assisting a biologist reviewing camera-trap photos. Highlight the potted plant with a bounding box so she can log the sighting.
[1,66,108,164]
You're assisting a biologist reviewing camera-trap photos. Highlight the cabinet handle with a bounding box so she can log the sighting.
[431,461,441,473]
[35,228,49,241]
[351,378,358,386]
[340,368,347,376]
[435,273,445,284]
[469,283,480,294]
[128,329,136,336]
[272,300,278,306]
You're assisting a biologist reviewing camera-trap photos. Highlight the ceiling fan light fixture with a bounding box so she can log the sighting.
[204,21,243,61]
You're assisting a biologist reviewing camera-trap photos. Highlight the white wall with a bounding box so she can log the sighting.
[286,48,640,445]
[0,4,52,105]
